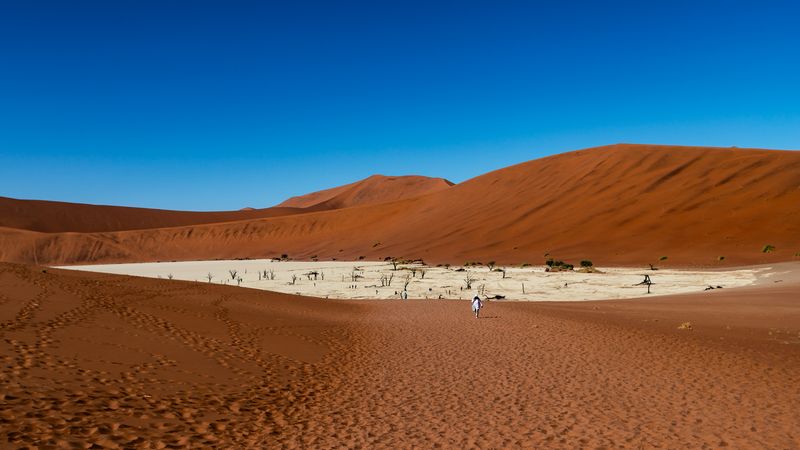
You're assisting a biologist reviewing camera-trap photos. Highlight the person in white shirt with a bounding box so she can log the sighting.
[471,295,483,319]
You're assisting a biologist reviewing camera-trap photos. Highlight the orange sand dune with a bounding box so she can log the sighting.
[1,262,798,447]
[277,174,453,209]
[2,144,799,266]
[0,196,305,233]
[0,174,451,234]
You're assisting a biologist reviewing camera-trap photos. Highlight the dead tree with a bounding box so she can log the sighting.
[634,275,654,294]
[464,272,475,290]
[206,273,213,283]
[350,267,365,283]
[290,274,298,285]
[420,269,426,279]
[229,269,238,280]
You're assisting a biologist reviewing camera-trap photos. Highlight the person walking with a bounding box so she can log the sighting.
[471,294,483,319]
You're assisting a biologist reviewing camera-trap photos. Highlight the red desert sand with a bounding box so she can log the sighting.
[1,143,799,448]
[1,144,799,267]
[1,262,799,448]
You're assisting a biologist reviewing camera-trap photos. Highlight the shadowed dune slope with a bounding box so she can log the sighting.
[0,196,306,233]
[276,174,454,209]
[1,262,798,447]
[2,144,799,266]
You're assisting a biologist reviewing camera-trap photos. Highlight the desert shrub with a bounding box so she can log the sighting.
[659,256,668,261]
[373,242,381,247]
[677,322,693,330]
[580,260,593,268]
[487,261,496,270]
[718,256,726,261]
[358,255,365,260]
[762,244,776,253]
[545,258,555,268]
[520,263,531,268]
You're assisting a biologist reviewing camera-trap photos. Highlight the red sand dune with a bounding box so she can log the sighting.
[276,174,453,209]
[1,144,799,266]
[1,262,798,447]
[0,174,452,234]
[0,196,304,233]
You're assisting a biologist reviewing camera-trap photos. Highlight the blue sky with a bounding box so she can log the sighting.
[1,1,798,210]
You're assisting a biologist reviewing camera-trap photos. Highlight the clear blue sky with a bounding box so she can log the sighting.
[1,1,798,210]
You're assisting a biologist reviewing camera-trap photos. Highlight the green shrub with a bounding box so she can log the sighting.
[580,260,593,268]
[545,258,554,268]
[659,256,668,261]
[762,244,776,253]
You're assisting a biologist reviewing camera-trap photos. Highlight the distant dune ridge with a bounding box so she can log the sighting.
[1,144,799,266]
[276,174,454,209]
[0,197,304,233]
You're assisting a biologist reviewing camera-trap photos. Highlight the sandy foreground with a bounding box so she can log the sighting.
[57,260,764,301]
[1,262,799,448]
